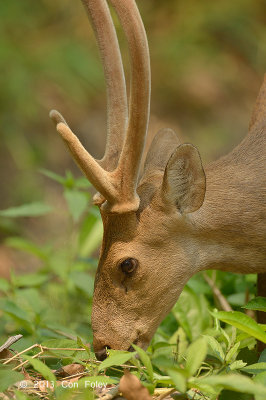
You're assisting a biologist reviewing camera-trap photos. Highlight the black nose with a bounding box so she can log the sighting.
[95,346,109,361]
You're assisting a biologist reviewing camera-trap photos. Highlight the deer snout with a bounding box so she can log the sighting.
[93,337,110,361]
[95,347,109,361]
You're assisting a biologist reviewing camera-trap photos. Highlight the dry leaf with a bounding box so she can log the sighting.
[119,370,152,400]
[56,363,85,377]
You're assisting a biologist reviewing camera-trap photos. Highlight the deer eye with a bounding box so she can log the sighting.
[120,258,138,275]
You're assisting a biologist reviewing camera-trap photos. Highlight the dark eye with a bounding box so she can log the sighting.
[120,258,138,275]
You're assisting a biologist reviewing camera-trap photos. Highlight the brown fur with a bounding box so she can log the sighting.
[49,1,266,358]
[92,77,266,356]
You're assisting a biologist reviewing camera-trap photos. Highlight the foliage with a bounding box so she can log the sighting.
[0,172,265,399]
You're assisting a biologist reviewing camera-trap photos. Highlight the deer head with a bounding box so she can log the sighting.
[50,0,266,360]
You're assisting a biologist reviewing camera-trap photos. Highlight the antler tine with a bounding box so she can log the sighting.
[50,0,128,205]
[108,0,151,211]
[50,0,150,214]
[50,110,118,203]
[81,0,128,172]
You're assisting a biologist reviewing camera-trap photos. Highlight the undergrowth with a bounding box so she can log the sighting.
[0,171,265,399]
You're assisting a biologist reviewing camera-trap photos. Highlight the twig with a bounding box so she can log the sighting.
[0,334,23,352]
[13,346,44,371]
[203,272,232,312]
[3,344,39,365]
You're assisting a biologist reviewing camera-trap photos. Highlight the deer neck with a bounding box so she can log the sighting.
[189,152,266,274]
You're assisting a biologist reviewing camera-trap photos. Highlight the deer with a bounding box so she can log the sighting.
[49,0,266,361]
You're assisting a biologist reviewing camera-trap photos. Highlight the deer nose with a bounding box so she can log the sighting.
[95,346,109,361]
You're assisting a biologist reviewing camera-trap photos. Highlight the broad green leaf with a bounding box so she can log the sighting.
[259,349,266,363]
[198,374,266,396]
[70,271,94,296]
[132,344,153,381]
[173,287,211,341]
[227,360,247,371]
[23,356,56,383]
[243,297,266,313]
[220,327,231,348]
[98,351,136,372]
[41,339,79,356]
[204,335,225,362]
[254,372,266,400]
[186,337,207,376]
[168,327,188,363]
[212,311,266,343]
[0,366,24,391]
[0,202,52,218]
[39,168,65,184]
[14,390,29,400]
[5,237,48,261]
[12,273,49,288]
[64,189,88,222]
[79,219,103,257]
[167,368,187,393]
[75,176,91,189]
[242,362,266,375]
[188,377,220,397]
[152,355,177,370]
[225,342,240,363]
[1,299,33,332]
[77,337,91,357]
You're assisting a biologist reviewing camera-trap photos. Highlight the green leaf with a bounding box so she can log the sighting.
[70,271,94,296]
[64,189,88,222]
[173,287,211,341]
[242,362,266,375]
[23,356,56,383]
[204,335,225,362]
[14,390,29,400]
[259,349,266,363]
[1,299,33,332]
[225,342,240,363]
[12,273,49,288]
[98,351,136,372]
[243,297,266,313]
[227,360,247,371]
[0,366,24,391]
[254,372,266,400]
[197,374,266,396]
[41,339,78,357]
[167,368,187,393]
[79,219,103,258]
[186,337,207,376]
[0,202,52,218]
[5,237,48,261]
[77,337,91,357]
[212,311,266,343]
[75,176,91,189]
[39,168,65,184]
[132,344,153,381]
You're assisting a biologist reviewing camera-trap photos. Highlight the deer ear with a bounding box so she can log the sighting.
[162,144,206,214]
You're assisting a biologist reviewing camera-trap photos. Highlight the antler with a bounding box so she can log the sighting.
[50,0,150,213]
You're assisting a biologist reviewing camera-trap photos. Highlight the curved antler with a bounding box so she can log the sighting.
[50,0,151,213]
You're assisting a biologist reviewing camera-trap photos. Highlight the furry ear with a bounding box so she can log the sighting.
[143,128,181,174]
[249,74,266,132]
[162,144,206,214]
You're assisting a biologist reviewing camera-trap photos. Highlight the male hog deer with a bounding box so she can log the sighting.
[50,0,266,360]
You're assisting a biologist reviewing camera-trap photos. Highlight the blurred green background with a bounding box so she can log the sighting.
[0,0,265,272]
